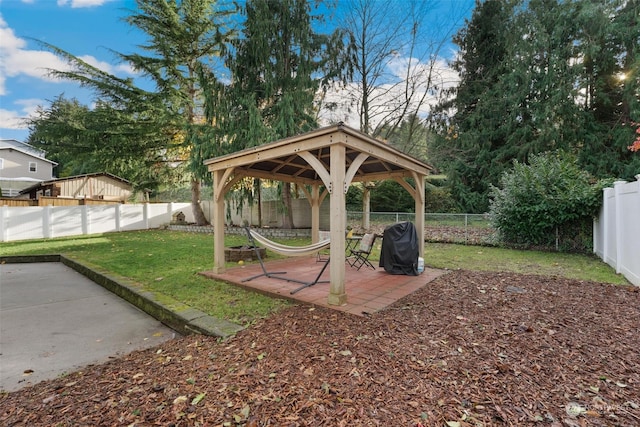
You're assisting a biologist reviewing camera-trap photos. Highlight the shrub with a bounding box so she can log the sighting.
[489,151,604,251]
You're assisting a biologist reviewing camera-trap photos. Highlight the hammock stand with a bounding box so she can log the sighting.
[241,227,332,295]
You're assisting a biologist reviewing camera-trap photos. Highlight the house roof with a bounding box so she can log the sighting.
[0,139,45,155]
[38,172,131,186]
[18,172,132,195]
[204,122,433,186]
[0,146,58,165]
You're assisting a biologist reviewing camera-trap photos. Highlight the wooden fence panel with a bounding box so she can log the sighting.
[0,199,36,207]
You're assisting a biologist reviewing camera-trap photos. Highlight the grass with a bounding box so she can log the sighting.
[423,243,629,285]
[1,230,630,326]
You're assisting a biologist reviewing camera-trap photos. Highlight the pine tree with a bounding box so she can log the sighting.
[223,0,343,228]
[31,0,236,222]
[575,0,640,177]
[122,0,236,224]
[431,0,517,212]
[28,95,174,191]
[433,0,639,213]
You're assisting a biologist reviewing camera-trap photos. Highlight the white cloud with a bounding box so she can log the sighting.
[318,54,460,131]
[0,14,73,95]
[4,49,73,83]
[386,55,459,91]
[0,15,26,51]
[0,99,42,129]
[115,63,137,75]
[0,10,136,128]
[0,14,135,94]
[57,0,110,8]
[0,108,26,129]
[78,54,117,74]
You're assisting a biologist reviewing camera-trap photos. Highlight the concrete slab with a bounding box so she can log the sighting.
[0,262,177,392]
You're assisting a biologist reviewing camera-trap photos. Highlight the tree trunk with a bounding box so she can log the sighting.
[281,182,294,229]
[191,178,209,226]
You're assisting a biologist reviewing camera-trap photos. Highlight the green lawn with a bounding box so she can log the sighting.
[1,230,629,325]
[422,243,628,285]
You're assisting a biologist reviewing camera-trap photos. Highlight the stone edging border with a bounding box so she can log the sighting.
[0,255,244,339]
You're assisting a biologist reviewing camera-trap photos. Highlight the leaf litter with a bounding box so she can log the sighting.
[1,270,638,426]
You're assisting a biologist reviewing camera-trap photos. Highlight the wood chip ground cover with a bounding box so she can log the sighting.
[1,271,638,426]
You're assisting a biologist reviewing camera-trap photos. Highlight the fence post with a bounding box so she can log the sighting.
[143,203,150,229]
[167,202,173,224]
[115,203,121,232]
[602,187,611,263]
[0,205,7,242]
[613,181,626,274]
[464,214,468,244]
[43,205,52,238]
[81,204,89,235]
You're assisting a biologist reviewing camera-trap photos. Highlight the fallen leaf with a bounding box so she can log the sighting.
[241,405,250,418]
[173,396,188,405]
[191,392,206,405]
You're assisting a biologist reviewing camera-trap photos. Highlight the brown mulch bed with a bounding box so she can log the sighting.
[351,224,497,245]
[2,271,639,426]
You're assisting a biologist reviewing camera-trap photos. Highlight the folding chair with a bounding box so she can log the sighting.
[347,233,377,270]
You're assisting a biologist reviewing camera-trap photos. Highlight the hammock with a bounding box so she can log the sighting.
[248,229,331,256]
[242,227,331,294]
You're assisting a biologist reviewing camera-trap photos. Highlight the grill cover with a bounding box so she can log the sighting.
[379,222,419,276]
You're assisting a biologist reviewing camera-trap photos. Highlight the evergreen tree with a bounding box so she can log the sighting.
[28,95,175,191]
[223,0,344,228]
[431,0,517,212]
[31,0,236,224]
[575,0,640,178]
[379,113,431,161]
[122,0,236,224]
[433,0,639,213]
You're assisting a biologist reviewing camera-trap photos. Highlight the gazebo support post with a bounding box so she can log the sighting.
[327,144,347,305]
[414,173,426,258]
[212,169,226,274]
[362,185,371,229]
[310,184,320,243]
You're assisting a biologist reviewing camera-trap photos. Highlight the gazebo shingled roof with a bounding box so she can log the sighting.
[204,122,433,306]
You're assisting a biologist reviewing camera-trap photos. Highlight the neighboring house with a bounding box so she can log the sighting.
[0,139,57,197]
[20,172,136,202]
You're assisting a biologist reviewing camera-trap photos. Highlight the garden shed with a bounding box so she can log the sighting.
[204,123,433,305]
[19,172,134,202]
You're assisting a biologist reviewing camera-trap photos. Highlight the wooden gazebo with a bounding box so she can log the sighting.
[204,123,433,306]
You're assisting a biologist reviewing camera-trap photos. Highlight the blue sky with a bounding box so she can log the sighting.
[0,0,475,143]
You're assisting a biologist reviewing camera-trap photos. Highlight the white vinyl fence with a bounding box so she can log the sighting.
[594,178,640,286]
[0,202,192,242]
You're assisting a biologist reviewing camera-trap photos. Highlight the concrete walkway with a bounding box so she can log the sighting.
[0,262,177,392]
